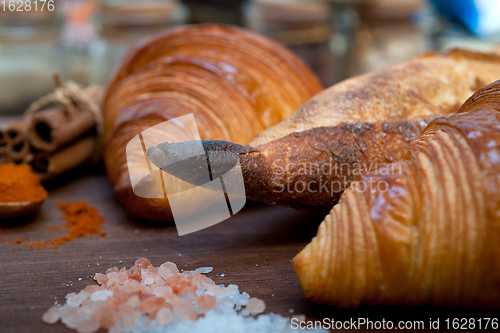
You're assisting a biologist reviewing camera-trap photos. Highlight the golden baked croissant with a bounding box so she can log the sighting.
[293,80,500,309]
[150,49,500,211]
[102,24,322,220]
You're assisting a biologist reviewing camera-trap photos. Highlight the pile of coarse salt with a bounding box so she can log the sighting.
[42,258,326,333]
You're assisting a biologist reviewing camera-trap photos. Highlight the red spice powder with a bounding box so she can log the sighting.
[0,163,47,202]
[26,201,106,249]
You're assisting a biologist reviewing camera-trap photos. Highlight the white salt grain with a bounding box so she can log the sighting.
[194,267,213,274]
[220,273,225,277]
[143,277,155,285]
[67,291,90,307]
[89,290,113,301]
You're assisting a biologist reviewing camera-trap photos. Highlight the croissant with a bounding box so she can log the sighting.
[101,24,322,220]
[293,80,500,309]
[149,49,500,211]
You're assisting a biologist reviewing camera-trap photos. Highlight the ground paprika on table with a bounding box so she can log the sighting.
[26,201,106,249]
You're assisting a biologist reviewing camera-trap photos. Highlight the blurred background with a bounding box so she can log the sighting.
[1,0,500,114]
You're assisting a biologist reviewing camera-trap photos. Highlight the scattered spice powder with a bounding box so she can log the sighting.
[26,201,106,249]
[0,163,47,203]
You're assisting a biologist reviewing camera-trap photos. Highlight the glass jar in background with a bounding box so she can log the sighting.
[243,0,340,87]
[0,10,59,114]
[58,0,99,86]
[89,0,189,85]
[347,0,430,77]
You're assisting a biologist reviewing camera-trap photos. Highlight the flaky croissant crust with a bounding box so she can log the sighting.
[294,80,500,309]
[102,24,322,220]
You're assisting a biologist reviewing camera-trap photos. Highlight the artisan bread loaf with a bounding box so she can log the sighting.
[252,49,500,145]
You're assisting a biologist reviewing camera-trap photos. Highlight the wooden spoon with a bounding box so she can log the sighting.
[0,197,46,219]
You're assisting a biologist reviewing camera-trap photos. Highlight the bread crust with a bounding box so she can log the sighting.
[238,117,432,210]
[252,49,500,146]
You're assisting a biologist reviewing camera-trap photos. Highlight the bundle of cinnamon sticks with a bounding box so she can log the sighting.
[0,76,103,182]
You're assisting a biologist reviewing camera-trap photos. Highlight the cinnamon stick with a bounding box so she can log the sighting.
[0,128,7,160]
[27,106,96,153]
[32,135,97,182]
[5,118,31,162]
[0,128,7,149]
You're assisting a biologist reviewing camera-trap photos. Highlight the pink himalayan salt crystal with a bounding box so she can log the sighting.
[180,292,197,302]
[138,296,167,316]
[173,299,197,321]
[106,267,119,274]
[92,305,117,329]
[125,295,140,308]
[141,268,154,278]
[82,285,102,294]
[158,262,179,279]
[152,285,172,298]
[59,304,78,321]
[134,258,151,269]
[147,264,158,275]
[191,273,218,293]
[154,275,165,286]
[127,266,142,282]
[66,292,77,300]
[197,294,216,310]
[74,318,100,333]
[117,272,128,284]
[165,274,196,295]
[107,295,128,310]
[247,297,266,315]
[155,308,172,326]
[162,290,180,306]
[120,309,143,329]
[93,273,108,285]
[42,306,61,324]
[118,302,135,315]
[107,275,120,289]
[214,284,237,298]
